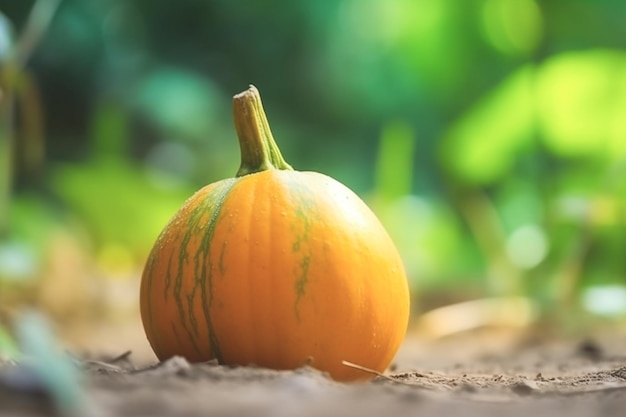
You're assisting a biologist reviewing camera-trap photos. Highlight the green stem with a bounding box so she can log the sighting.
[232,85,293,177]
[0,68,16,237]
[0,0,60,236]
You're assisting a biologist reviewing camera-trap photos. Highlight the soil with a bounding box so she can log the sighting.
[3,329,626,417]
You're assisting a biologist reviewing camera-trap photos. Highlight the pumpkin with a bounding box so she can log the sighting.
[140,85,410,381]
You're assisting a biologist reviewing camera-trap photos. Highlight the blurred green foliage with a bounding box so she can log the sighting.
[0,322,18,360]
[1,0,626,323]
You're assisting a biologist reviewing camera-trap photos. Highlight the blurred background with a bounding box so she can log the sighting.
[1,0,626,357]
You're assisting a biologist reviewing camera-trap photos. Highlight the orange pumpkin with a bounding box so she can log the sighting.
[140,86,410,381]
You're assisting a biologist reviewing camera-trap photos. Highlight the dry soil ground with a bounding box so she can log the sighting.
[3,329,626,417]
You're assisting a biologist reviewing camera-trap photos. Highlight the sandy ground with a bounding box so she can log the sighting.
[3,324,626,417]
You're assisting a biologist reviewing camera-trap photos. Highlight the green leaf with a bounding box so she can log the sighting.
[480,0,543,56]
[50,157,195,254]
[536,49,626,159]
[440,65,535,185]
[16,311,88,414]
[133,67,224,142]
[373,195,476,287]
[0,324,18,360]
[374,120,416,201]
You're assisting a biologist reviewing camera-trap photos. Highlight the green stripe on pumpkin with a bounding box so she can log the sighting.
[163,251,174,301]
[218,241,228,277]
[170,201,205,354]
[143,240,164,356]
[144,178,237,360]
[283,175,317,321]
[192,178,237,362]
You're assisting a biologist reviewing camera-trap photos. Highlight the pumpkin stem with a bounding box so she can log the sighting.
[233,85,293,176]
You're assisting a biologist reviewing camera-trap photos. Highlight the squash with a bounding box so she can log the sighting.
[140,86,410,381]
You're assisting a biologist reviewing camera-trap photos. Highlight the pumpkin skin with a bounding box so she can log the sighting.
[140,86,410,382]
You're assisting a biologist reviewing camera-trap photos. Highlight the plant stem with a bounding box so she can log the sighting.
[0,0,61,236]
[0,71,15,236]
[232,85,293,177]
[14,0,62,68]
[457,190,522,296]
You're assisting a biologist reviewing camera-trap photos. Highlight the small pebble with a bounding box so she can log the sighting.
[510,380,538,396]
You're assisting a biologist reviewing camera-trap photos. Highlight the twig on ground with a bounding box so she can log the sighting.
[82,361,124,372]
[108,350,132,364]
[341,360,411,384]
